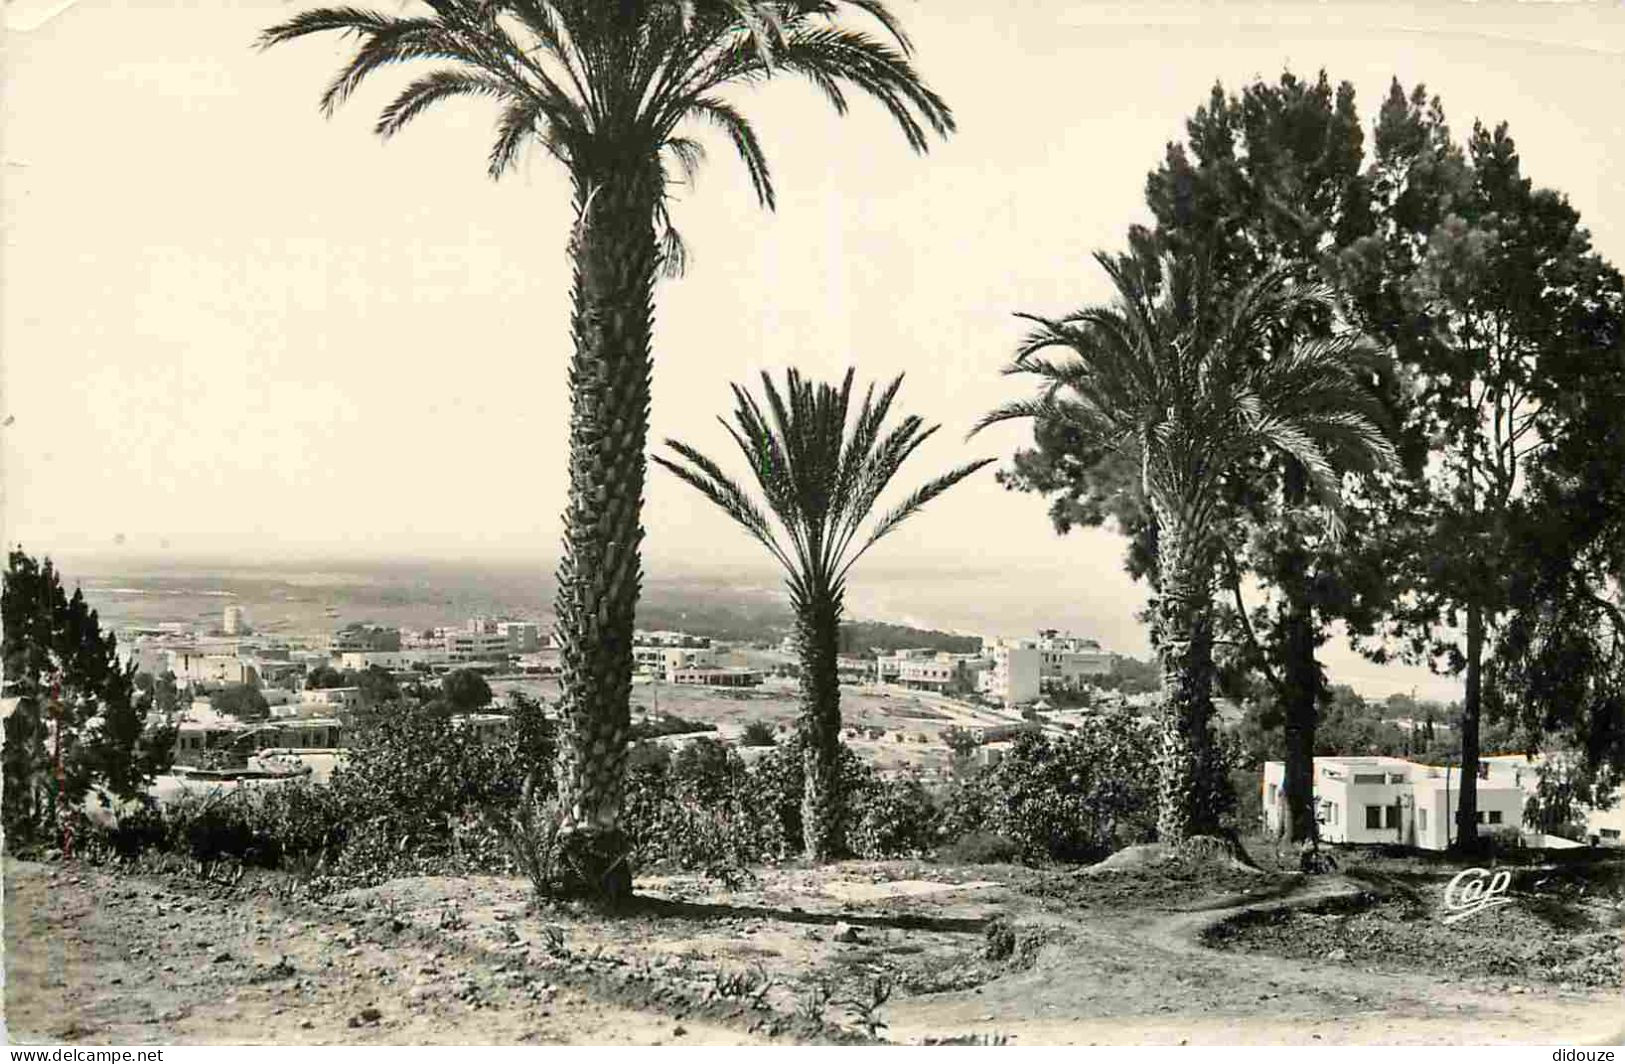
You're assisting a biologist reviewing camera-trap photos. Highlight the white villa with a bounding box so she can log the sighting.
[1262,755,1527,850]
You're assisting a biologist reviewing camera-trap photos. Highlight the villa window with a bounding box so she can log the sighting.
[1419,809,1428,832]
[1366,805,1397,830]
[1488,810,1504,825]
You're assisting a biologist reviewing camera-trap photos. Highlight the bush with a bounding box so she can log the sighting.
[943,720,1160,863]
[848,773,939,859]
[740,720,778,747]
[939,830,1024,865]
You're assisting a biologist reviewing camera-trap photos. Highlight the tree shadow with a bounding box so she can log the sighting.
[626,894,989,935]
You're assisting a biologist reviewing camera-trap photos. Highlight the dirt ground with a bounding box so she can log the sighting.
[6,854,1623,1046]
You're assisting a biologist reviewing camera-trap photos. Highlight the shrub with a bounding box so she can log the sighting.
[740,720,778,747]
[940,725,979,758]
[939,830,1024,865]
[955,720,1160,863]
[848,773,939,858]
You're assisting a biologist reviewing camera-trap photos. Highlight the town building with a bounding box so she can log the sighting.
[1033,629,1113,688]
[979,642,1042,705]
[337,649,450,672]
[1262,755,1527,850]
[496,621,542,652]
[635,629,712,649]
[329,626,402,654]
[167,651,259,689]
[444,630,513,661]
[669,665,762,688]
[635,643,716,679]
[222,605,245,635]
[299,686,361,710]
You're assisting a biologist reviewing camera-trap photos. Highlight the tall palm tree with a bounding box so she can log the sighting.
[653,369,989,860]
[258,1,953,897]
[975,247,1396,844]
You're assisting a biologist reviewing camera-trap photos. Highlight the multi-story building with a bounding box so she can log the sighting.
[979,642,1042,705]
[496,621,542,652]
[444,630,513,661]
[1262,755,1527,850]
[222,605,245,635]
[329,626,402,654]
[167,651,259,689]
[1033,629,1112,688]
[635,644,715,679]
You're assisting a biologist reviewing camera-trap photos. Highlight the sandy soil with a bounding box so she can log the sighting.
[7,855,1622,1046]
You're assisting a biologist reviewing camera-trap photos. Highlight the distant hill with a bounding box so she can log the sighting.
[838,621,982,657]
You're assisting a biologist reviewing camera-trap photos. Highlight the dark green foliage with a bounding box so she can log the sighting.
[739,720,778,747]
[352,665,399,707]
[2,548,175,849]
[628,711,718,740]
[441,668,493,714]
[848,773,938,859]
[1334,82,1625,848]
[940,725,979,758]
[940,723,1162,863]
[210,683,270,722]
[839,622,981,656]
[304,665,346,690]
[938,830,1024,866]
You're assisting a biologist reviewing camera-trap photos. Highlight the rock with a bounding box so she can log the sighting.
[1326,948,1348,962]
[832,922,865,944]
[212,951,233,964]
[673,1025,687,1038]
[299,1019,314,1030]
[360,1007,383,1024]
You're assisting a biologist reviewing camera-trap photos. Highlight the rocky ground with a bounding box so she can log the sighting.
[6,851,1623,1046]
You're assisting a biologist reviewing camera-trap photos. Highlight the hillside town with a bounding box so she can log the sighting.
[98,603,1625,852]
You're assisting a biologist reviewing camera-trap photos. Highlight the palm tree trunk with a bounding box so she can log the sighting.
[552,160,660,903]
[1154,515,1218,844]
[796,591,845,861]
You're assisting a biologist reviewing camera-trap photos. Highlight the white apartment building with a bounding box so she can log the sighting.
[299,686,362,710]
[979,642,1042,705]
[167,651,259,688]
[338,649,450,672]
[1263,755,1526,850]
[444,630,513,661]
[635,644,715,679]
[1033,629,1112,688]
[222,605,245,635]
[496,621,541,652]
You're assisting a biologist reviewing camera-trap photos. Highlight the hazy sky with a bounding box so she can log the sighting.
[5,0,1624,695]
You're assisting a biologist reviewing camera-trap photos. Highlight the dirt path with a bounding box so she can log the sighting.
[2,859,757,1046]
[885,873,1625,1046]
[6,858,1620,1045]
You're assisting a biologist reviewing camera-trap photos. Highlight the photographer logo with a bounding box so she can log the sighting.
[1441,867,1512,925]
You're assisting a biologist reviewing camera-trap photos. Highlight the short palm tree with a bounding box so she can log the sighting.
[258,1,953,898]
[975,247,1396,843]
[654,369,990,860]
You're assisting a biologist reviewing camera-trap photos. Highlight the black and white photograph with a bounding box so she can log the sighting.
[2,0,1623,1049]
